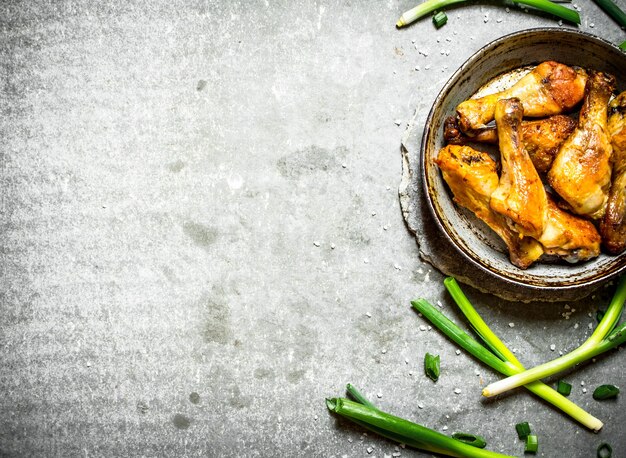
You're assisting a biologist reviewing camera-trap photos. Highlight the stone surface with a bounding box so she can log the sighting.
[1,1,626,457]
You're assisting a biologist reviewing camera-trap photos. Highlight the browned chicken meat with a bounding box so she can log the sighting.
[548,71,616,219]
[600,91,626,254]
[435,144,544,269]
[444,114,576,173]
[538,196,601,262]
[490,98,547,239]
[456,61,587,133]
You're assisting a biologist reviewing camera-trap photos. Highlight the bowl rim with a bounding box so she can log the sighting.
[420,27,626,292]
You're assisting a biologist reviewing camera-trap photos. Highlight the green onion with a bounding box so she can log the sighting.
[433,11,448,27]
[620,41,626,52]
[346,383,376,408]
[515,422,531,440]
[597,443,612,458]
[591,0,626,28]
[424,353,441,381]
[592,384,620,400]
[438,277,602,431]
[483,276,626,399]
[395,0,580,27]
[326,398,514,457]
[411,295,603,431]
[557,380,572,396]
[452,432,487,448]
[525,434,539,454]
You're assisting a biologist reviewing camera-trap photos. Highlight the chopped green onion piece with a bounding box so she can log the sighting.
[451,432,487,448]
[592,384,620,400]
[591,0,626,28]
[433,11,448,28]
[516,422,531,440]
[620,40,626,52]
[597,309,605,323]
[424,353,441,382]
[525,434,538,454]
[557,380,572,396]
[597,443,612,458]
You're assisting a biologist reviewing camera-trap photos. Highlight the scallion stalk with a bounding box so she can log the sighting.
[396,0,580,27]
[482,276,626,398]
[591,0,626,28]
[326,398,514,457]
[411,298,603,431]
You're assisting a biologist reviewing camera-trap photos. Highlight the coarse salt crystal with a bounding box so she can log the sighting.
[550,344,556,351]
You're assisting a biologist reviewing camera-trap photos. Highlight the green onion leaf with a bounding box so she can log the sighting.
[592,384,620,400]
[591,0,626,28]
[525,434,539,454]
[557,380,572,396]
[326,397,514,457]
[515,422,531,440]
[433,11,448,28]
[620,40,626,52]
[425,353,441,382]
[346,383,376,408]
[452,432,487,448]
[597,443,612,458]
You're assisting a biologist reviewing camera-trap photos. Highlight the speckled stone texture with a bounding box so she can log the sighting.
[1,1,626,457]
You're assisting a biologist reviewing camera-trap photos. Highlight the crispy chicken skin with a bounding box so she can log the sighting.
[548,71,616,219]
[600,91,626,254]
[538,196,601,262]
[444,114,576,173]
[435,144,544,269]
[490,98,547,239]
[456,61,587,133]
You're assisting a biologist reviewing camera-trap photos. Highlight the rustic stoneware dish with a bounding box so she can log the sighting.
[422,28,626,291]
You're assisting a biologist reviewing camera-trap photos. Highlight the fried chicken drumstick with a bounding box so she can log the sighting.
[548,71,616,220]
[456,61,587,133]
[600,91,626,254]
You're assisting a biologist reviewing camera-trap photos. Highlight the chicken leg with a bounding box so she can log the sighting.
[444,114,576,173]
[600,91,626,254]
[490,98,547,239]
[456,61,587,133]
[435,144,544,269]
[548,71,616,219]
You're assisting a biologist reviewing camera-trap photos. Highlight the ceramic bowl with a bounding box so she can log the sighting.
[421,28,626,291]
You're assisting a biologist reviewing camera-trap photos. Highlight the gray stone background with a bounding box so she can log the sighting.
[1,1,626,457]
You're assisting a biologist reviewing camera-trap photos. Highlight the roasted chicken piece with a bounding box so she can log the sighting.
[548,71,616,219]
[456,61,587,133]
[600,91,626,254]
[444,114,576,173]
[435,144,544,269]
[490,98,547,239]
[538,196,601,262]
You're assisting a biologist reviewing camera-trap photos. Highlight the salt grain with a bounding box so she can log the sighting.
[550,344,556,351]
